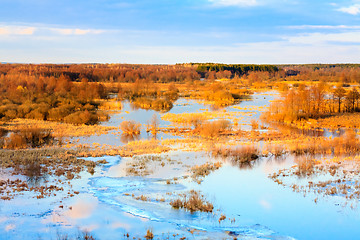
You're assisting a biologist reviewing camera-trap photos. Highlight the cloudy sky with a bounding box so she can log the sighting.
[1,0,360,63]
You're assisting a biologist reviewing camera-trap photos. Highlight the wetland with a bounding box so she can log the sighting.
[1,63,360,240]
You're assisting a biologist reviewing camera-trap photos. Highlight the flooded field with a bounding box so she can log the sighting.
[1,91,360,240]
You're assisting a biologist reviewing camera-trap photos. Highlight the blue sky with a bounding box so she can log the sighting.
[1,0,360,63]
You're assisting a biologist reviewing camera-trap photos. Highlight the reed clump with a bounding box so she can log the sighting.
[144,229,154,240]
[190,162,222,180]
[295,157,317,176]
[196,120,232,138]
[212,145,259,164]
[170,190,214,213]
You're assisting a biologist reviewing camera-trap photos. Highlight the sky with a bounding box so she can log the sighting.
[0,0,360,64]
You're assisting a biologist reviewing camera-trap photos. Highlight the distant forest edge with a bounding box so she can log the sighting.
[1,63,360,83]
[194,63,279,77]
[1,62,360,125]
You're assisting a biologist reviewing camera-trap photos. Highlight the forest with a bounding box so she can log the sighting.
[1,63,360,126]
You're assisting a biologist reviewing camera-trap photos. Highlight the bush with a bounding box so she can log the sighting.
[17,103,33,118]
[26,109,46,120]
[4,133,27,149]
[48,106,71,121]
[4,109,18,119]
[3,128,53,149]
[64,111,99,125]
[120,120,141,135]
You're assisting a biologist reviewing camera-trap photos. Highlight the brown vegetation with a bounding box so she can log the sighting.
[264,83,360,125]
[212,145,259,166]
[120,120,141,135]
[196,120,232,138]
[287,131,360,156]
[126,154,177,176]
[1,127,53,149]
[144,229,154,240]
[190,162,222,182]
[170,190,214,213]
[295,157,317,176]
[0,148,104,200]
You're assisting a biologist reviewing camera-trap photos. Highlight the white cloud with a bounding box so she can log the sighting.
[49,28,105,35]
[338,4,360,15]
[287,25,360,30]
[0,24,106,36]
[283,31,360,44]
[209,0,259,7]
[0,26,36,35]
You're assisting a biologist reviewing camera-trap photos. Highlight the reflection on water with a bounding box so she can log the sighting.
[270,122,347,138]
[120,133,141,144]
[3,91,360,240]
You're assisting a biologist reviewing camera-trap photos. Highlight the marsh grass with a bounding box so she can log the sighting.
[197,119,232,138]
[98,100,122,111]
[0,148,104,200]
[144,229,154,240]
[170,190,213,213]
[23,160,42,180]
[288,130,360,157]
[56,231,96,240]
[266,144,286,158]
[190,162,222,181]
[132,97,173,112]
[212,145,259,166]
[295,157,317,177]
[126,154,175,176]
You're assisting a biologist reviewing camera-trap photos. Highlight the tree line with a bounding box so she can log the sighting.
[266,83,360,123]
[195,63,279,78]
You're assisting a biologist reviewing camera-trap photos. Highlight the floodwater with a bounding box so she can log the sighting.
[1,91,360,240]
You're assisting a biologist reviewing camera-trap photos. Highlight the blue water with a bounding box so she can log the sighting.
[1,91,360,239]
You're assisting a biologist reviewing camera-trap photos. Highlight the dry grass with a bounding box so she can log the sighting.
[144,229,154,240]
[269,156,360,207]
[0,147,103,200]
[291,113,360,130]
[126,154,175,176]
[190,162,222,181]
[266,144,286,157]
[98,100,122,111]
[170,190,214,213]
[1,118,116,138]
[78,140,170,158]
[162,112,208,127]
[196,120,232,138]
[212,145,259,164]
[287,131,360,157]
[295,157,317,176]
